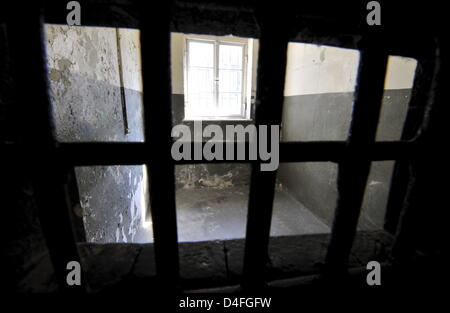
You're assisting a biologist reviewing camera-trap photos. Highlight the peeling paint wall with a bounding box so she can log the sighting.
[76,165,151,243]
[45,25,144,142]
[45,25,150,243]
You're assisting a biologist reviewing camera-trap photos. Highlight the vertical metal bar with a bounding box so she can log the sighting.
[66,167,86,242]
[242,9,289,289]
[6,4,83,292]
[391,42,442,266]
[140,1,179,289]
[384,56,435,234]
[214,40,219,111]
[324,50,388,276]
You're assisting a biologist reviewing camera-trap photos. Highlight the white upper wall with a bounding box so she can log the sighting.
[284,42,417,97]
[284,43,360,96]
[384,56,417,90]
[171,32,185,94]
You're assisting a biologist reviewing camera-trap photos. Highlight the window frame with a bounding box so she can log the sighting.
[183,35,251,120]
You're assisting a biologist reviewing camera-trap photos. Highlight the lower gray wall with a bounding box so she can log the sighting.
[50,72,144,142]
[278,162,338,226]
[278,89,411,229]
[360,161,395,230]
[281,92,354,142]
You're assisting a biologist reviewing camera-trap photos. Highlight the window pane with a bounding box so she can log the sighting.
[219,44,243,70]
[188,41,214,68]
[218,92,241,115]
[187,41,215,116]
[219,69,242,93]
[186,71,215,115]
[181,37,254,119]
[218,44,243,115]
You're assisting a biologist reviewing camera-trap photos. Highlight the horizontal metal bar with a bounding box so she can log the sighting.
[2,141,419,166]
[42,1,437,59]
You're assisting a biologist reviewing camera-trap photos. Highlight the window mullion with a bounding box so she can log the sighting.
[215,41,219,111]
[242,44,247,118]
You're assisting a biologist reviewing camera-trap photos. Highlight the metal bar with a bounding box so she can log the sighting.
[66,167,87,242]
[384,55,436,234]
[391,41,442,266]
[324,50,388,276]
[139,1,179,289]
[42,1,434,61]
[278,141,416,163]
[5,4,83,292]
[3,141,417,166]
[242,6,290,289]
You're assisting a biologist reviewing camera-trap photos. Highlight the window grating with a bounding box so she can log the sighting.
[184,36,251,120]
[5,1,440,293]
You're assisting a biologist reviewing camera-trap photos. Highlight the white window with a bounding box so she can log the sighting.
[184,36,251,120]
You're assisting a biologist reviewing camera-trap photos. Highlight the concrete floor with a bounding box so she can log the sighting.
[85,182,330,243]
[132,186,330,243]
[175,186,330,242]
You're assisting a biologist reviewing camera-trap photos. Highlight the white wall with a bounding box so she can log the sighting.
[284,43,360,96]
[384,56,417,90]
[171,32,185,94]
[284,42,417,97]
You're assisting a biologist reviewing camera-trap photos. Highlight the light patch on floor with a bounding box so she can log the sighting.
[173,186,330,242]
